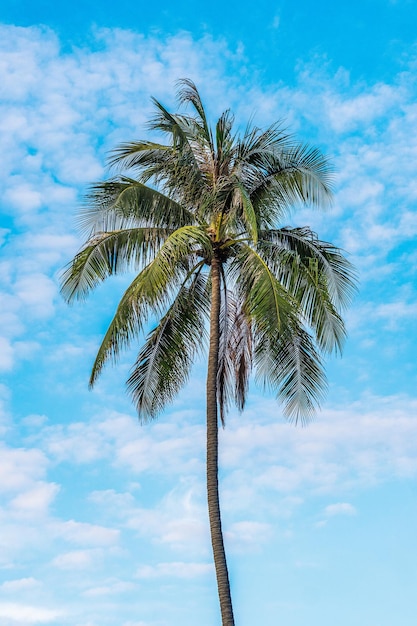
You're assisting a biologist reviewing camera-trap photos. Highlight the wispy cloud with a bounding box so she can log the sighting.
[136,561,213,579]
[324,502,357,516]
[51,549,102,570]
[0,602,62,624]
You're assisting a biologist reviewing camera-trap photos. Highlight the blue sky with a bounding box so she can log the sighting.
[1,2,417,625]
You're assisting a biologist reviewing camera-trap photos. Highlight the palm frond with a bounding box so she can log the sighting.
[232,180,258,244]
[127,266,209,420]
[233,244,295,337]
[216,274,253,425]
[215,109,235,169]
[148,98,193,147]
[110,103,209,206]
[254,325,326,425]
[78,178,195,235]
[240,139,334,226]
[236,121,291,165]
[273,143,334,206]
[257,233,352,354]
[88,263,172,387]
[108,141,172,171]
[229,296,252,413]
[89,225,211,385]
[260,227,357,309]
[216,272,233,426]
[176,78,214,150]
[233,242,327,422]
[60,227,169,303]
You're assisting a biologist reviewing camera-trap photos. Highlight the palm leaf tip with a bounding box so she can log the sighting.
[59,253,100,304]
[280,334,327,426]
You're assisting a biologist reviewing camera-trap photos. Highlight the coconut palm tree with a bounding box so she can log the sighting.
[61,79,355,626]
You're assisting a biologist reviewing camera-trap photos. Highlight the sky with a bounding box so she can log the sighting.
[0,1,417,625]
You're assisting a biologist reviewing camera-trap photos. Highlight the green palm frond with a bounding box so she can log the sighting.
[78,178,195,235]
[147,97,213,169]
[148,99,194,147]
[232,180,259,244]
[243,140,334,226]
[176,78,214,149]
[234,244,295,337]
[215,109,235,168]
[232,241,328,422]
[257,232,352,353]
[60,227,169,303]
[89,225,212,385]
[127,266,209,420]
[110,106,208,204]
[261,227,357,309]
[154,225,212,268]
[108,141,172,171]
[307,286,346,354]
[236,122,291,166]
[88,262,173,387]
[272,143,335,200]
[255,325,326,425]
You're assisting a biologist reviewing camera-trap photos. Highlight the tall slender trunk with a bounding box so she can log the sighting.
[206,255,235,626]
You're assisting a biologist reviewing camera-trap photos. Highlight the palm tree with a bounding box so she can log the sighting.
[61,80,355,626]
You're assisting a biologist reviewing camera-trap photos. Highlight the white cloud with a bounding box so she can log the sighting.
[115,424,204,475]
[4,183,43,213]
[0,578,40,593]
[22,414,48,428]
[17,232,79,271]
[32,390,417,551]
[157,516,208,549]
[376,301,417,323]
[51,549,99,570]
[0,445,48,493]
[42,411,205,475]
[272,15,280,29]
[0,602,61,624]
[0,294,23,339]
[226,521,273,550]
[42,420,113,464]
[9,482,60,518]
[324,503,357,516]
[324,83,402,134]
[217,393,417,512]
[316,501,357,527]
[0,337,14,371]
[127,487,209,553]
[83,580,136,597]
[54,520,120,547]
[136,561,213,579]
[89,489,136,509]
[89,482,211,555]
[14,274,56,319]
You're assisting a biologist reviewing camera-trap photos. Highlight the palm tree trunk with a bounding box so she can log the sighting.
[206,255,235,626]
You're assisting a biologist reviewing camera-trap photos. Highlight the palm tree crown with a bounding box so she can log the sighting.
[61,79,356,626]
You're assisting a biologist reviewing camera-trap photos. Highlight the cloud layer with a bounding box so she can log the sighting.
[1,21,417,626]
